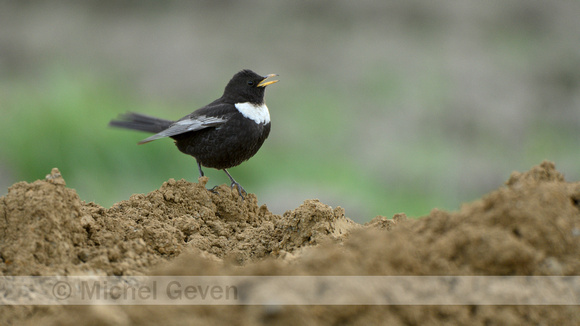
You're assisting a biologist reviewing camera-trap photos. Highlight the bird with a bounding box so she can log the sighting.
[109,69,279,198]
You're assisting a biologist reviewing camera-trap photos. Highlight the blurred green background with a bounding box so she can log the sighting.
[1,1,579,222]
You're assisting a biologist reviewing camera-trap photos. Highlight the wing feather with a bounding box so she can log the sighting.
[138,115,226,144]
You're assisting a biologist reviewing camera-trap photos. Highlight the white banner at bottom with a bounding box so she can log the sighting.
[1,276,580,305]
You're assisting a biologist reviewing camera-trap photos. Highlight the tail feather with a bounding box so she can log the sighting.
[109,112,174,134]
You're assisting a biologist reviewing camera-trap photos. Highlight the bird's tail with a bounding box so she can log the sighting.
[109,112,174,134]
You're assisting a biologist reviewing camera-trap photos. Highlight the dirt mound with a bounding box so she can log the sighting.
[1,169,356,276]
[1,162,580,325]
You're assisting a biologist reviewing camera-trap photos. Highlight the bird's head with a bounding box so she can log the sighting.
[223,69,279,104]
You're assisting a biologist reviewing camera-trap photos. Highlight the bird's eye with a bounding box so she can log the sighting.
[247,80,254,86]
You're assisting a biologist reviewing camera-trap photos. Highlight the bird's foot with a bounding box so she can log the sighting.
[230,181,247,199]
[206,184,246,199]
[208,185,220,194]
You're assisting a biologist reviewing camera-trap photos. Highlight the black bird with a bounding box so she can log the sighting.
[109,69,279,198]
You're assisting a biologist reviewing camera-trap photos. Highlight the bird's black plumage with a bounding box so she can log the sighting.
[109,69,279,198]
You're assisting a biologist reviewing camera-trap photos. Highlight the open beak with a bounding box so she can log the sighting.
[257,74,279,87]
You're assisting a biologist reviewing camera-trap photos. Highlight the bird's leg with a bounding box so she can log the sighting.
[196,160,205,178]
[223,169,247,199]
[197,160,219,194]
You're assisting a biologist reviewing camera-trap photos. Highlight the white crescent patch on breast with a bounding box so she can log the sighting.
[235,102,270,124]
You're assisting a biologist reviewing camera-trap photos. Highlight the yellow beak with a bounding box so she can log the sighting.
[257,74,279,87]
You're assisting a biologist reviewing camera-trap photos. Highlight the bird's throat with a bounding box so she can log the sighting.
[234,102,270,124]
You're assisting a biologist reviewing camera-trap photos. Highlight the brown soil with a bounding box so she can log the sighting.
[1,161,580,325]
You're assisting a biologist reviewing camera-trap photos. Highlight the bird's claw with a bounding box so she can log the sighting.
[206,183,246,199]
[230,181,247,199]
[208,185,219,194]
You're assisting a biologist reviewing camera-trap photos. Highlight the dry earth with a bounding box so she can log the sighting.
[1,161,580,325]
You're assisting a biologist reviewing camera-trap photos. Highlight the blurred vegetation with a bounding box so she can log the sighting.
[1,1,579,222]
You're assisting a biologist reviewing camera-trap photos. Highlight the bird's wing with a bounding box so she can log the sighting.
[138,115,227,144]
